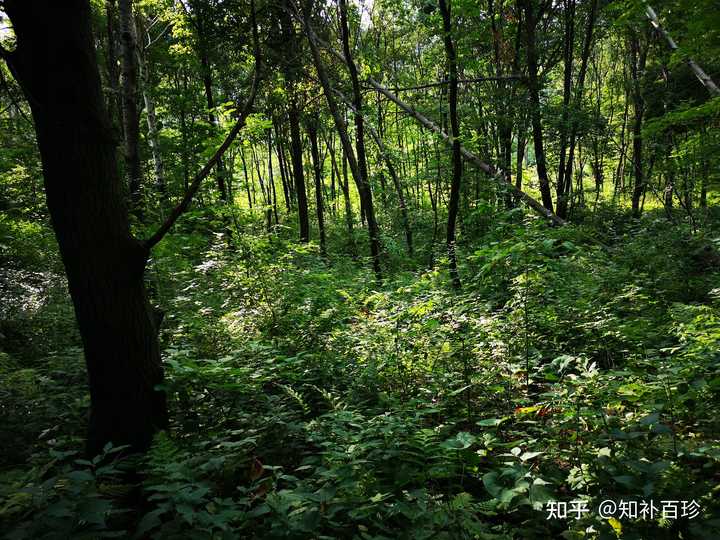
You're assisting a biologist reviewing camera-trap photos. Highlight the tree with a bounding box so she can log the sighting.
[520,0,554,213]
[278,0,310,242]
[438,0,462,289]
[1,0,259,455]
[338,0,382,280]
[119,0,144,215]
[306,118,327,255]
[2,0,167,455]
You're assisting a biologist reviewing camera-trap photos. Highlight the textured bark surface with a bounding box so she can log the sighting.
[338,0,382,280]
[438,0,462,289]
[3,0,167,455]
[521,0,554,213]
[307,121,327,255]
[119,0,144,214]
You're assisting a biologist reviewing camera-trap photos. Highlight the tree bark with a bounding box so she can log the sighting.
[3,0,167,455]
[332,88,413,255]
[119,0,144,215]
[302,3,379,276]
[288,100,310,241]
[338,0,382,280]
[438,0,462,289]
[520,0,554,212]
[307,121,327,255]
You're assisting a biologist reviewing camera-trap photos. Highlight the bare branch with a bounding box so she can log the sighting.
[367,77,567,226]
[645,4,720,97]
[365,75,524,93]
[142,0,262,250]
[295,3,564,226]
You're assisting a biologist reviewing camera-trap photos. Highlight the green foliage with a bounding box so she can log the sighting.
[5,208,720,538]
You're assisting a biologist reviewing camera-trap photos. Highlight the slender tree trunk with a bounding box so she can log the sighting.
[333,88,414,256]
[558,0,598,218]
[303,2,380,277]
[338,0,382,280]
[645,5,720,97]
[273,119,291,211]
[179,70,191,191]
[252,145,272,231]
[341,148,354,237]
[119,0,143,215]
[3,0,167,455]
[307,121,327,255]
[241,148,252,209]
[288,101,310,241]
[555,0,576,218]
[193,17,228,202]
[268,131,279,225]
[521,0,554,212]
[628,30,647,216]
[376,97,388,204]
[439,0,462,288]
[614,83,630,197]
[105,0,122,131]
[137,17,167,202]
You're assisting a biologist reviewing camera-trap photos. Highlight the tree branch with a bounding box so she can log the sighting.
[142,0,261,250]
[367,77,567,226]
[645,4,720,97]
[362,75,524,93]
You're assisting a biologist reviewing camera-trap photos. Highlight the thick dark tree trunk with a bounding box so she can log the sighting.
[3,0,167,456]
[278,2,310,241]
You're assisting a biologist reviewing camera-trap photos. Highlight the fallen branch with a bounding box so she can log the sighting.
[367,77,567,226]
[364,75,524,93]
[143,0,261,249]
[645,4,720,97]
[292,10,564,226]
[332,86,414,255]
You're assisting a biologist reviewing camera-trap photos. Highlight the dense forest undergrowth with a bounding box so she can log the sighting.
[2,203,720,538]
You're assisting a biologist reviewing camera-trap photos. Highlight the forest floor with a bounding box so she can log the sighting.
[2,203,720,539]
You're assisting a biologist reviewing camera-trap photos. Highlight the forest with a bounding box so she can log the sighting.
[1,0,719,537]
